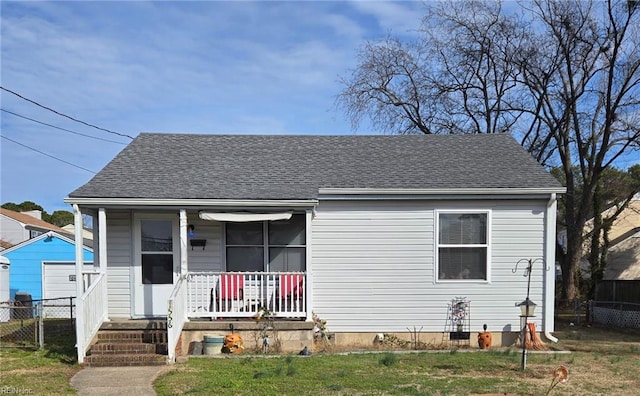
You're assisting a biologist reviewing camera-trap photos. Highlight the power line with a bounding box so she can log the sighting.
[1,108,127,145]
[0,86,135,140]
[1,135,97,174]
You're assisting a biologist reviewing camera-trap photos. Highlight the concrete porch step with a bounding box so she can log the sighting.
[84,353,167,367]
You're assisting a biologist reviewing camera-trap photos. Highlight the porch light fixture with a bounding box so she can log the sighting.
[188,224,195,239]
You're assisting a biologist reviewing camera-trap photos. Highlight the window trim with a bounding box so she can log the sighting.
[435,209,491,283]
[223,214,307,272]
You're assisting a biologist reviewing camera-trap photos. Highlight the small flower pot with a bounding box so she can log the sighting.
[477,332,492,349]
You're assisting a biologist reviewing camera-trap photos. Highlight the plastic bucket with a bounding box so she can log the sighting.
[203,335,224,355]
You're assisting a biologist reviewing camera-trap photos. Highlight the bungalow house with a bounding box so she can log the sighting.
[605,229,640,280]
[557,194,640,280]
[0,208,68,247]
[65,133,564,364]
[603,195,640,280]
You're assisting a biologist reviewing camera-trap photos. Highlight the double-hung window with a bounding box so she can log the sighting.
[225,214,306,272]
[436,211,490,281]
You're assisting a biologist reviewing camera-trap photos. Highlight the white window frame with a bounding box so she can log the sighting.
[435,209,491,283]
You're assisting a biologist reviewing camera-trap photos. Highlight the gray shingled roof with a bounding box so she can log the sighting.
[68,133,563,200]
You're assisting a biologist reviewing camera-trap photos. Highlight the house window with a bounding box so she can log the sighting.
[30,230,43,238]
[226,214,306,272]
[140,219,174,284]
[437,211,489,281]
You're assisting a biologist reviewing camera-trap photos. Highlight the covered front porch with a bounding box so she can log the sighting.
[70,205,315,364]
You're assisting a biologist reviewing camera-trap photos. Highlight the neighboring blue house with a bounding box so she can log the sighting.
[2,231,93,300]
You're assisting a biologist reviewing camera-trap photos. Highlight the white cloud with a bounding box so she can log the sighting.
[348,0,425,36]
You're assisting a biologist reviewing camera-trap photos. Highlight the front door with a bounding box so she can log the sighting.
[134,216,179,317]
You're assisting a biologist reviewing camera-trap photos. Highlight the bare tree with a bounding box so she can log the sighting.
[337,0,640,300]
[338,1,527,137]
[517,0,640,300]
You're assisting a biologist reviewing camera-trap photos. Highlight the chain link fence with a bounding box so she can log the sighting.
[0,297,75,349]
[555,299,589,325]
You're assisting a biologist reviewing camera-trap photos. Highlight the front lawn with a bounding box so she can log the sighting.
[155,321,640,396]
[0,320,80,395]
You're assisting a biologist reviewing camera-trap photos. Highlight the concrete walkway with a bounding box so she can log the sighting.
[70,366,169,396]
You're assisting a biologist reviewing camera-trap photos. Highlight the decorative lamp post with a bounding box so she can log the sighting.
[512,258,546,371]
[517,297,537,370]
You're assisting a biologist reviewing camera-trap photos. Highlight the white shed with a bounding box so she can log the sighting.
[42,261,83,318]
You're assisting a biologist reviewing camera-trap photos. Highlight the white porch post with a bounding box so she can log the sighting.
[305,208,314,322]
[179,210,188,276]
[72,204,85,359]
[98,208,109,321]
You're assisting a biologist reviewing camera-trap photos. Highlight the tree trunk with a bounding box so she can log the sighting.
[561,243,582,301]
[560,211,586,302]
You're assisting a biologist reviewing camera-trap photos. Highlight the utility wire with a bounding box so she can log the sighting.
[1,135,97,174]
[0,86,134,140]
[1,108,127,145]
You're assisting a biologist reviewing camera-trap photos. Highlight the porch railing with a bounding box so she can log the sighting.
[82,269,100,292]
[76,273,107,364]
[187,272,307,319]
[167,275,188,363]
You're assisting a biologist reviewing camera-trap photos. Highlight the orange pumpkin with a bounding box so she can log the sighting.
[222,333,244,354]
[477,332,492,349]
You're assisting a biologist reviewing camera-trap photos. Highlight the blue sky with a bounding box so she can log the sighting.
[1,1,425,213]
[2,1,638,216]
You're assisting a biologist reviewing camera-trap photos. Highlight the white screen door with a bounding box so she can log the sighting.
[134,217,178,317]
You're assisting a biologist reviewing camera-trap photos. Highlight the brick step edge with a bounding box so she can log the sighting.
[89,342,158,355]
[90,342,168,354]
[96,332,167,343]
[84,354,167,367]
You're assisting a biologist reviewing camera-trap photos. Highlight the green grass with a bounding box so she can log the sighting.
[156,352,530,396]
[155,320,640,396]
[2,318,639,395]
[0,320,80,395]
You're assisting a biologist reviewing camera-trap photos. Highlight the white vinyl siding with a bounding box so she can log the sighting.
[311,199,548,333]
[0,216,30,245]
[186,217,223,272]
[106,210,133,318]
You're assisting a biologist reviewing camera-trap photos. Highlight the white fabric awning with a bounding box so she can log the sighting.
[198,212,293,222]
